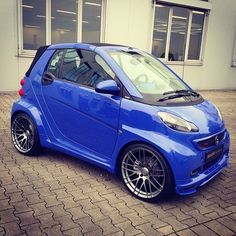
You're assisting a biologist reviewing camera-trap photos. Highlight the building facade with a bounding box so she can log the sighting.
[0,0,236,92]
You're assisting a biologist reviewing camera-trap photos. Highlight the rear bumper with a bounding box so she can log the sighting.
[175,149,229,195]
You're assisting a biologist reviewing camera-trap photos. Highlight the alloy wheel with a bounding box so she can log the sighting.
[121,146,166,199]
[11,115,34,153]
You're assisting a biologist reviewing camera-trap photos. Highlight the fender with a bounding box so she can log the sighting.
[11,99,49,145]
[109,99,200,182]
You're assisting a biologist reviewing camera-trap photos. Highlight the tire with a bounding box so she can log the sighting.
[120,144,173,202]
[11,113,40,155]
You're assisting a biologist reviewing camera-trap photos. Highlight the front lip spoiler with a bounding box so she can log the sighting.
[175,153,229,195]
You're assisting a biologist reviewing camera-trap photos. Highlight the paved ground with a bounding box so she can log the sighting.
[0,91,235,236]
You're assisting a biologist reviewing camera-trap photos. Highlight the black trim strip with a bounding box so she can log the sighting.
[132,96,204,107]
[26,45,49,77]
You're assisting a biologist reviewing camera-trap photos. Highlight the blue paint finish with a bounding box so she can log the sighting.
[95,80,120,94]
[11,43,230,196]
[41,79,121,158]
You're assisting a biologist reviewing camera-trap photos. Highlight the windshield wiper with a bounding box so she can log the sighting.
[158,89,200,102]
[157,94,189,102]
[163,89,199,97]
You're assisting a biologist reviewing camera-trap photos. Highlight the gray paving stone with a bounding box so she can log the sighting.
[0,91,235,235]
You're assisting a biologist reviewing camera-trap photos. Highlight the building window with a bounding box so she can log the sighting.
[22,0,46,50]
[169,7,189,62]
[188,11,205,60]
[152,4,206,63]
[152,5,170,59]
[18,0,105,55]
[51,0,78,44]
[82,0,102,42]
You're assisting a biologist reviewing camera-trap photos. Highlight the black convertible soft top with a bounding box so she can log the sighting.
[25,45,49,77]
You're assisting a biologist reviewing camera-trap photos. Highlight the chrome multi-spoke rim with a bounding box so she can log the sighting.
[11,116,34,153]
[121,147,165,199]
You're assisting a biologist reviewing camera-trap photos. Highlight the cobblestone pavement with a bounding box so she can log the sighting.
[0,91,235,236]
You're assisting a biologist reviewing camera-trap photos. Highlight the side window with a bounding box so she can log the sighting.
[95,55,115,79]
[61,49,81,82]
[61,49,114,88]
[47,50,64,77]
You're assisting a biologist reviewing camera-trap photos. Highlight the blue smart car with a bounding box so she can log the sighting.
[11,43,230,201]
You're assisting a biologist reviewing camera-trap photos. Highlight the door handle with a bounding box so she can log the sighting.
[42,72,55,86]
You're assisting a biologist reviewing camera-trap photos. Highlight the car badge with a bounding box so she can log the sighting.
[215,136,219,145]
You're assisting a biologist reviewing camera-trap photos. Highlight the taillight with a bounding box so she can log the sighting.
[20,78,25,86]
[19,77,26,97]
[18,88,25,96]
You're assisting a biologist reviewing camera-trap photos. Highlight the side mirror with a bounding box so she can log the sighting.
[95,80,120,95]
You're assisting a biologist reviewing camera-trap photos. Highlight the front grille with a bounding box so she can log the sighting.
[198,131,225,149]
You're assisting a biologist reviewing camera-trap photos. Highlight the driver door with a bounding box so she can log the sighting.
[40,48,121,158]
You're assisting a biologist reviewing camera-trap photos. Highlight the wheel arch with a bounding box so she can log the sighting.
[11,110,29,123]
[115,140,175,187]
[11,102,47,140]
[11,109,39,128]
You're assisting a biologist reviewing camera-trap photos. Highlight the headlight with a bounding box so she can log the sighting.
[158,112,199,132]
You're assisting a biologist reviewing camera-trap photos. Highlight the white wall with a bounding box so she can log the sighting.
[181,0,236,89]
[105,0,153,51]
[0,0,18,91]
[0,0,235,92]
[0,1,33,92]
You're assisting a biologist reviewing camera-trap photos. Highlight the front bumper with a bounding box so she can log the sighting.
[175,153,229,195]
[175,130,230,195]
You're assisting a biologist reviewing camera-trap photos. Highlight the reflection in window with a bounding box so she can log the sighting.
[51,0,78,44]
[47,50,64,77]
[62,49,81,81]
[76,50,112,88]
[152,5,170,59]
[169,7,189,61]
[82,0,102,42]
[60,49,112,88]
[188,11,205,60]
[22,0,46,50]
[95,55,115,78]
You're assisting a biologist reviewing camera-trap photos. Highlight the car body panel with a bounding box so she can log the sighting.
[41,77,121,158]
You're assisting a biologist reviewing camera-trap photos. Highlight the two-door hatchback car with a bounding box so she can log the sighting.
[11,43,230,201]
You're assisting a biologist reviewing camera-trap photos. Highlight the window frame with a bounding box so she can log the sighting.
[17,0,106,57]
[232,31,236,67]
[151,3,208,65]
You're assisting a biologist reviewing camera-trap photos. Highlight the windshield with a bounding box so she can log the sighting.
[107,49,189,102]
